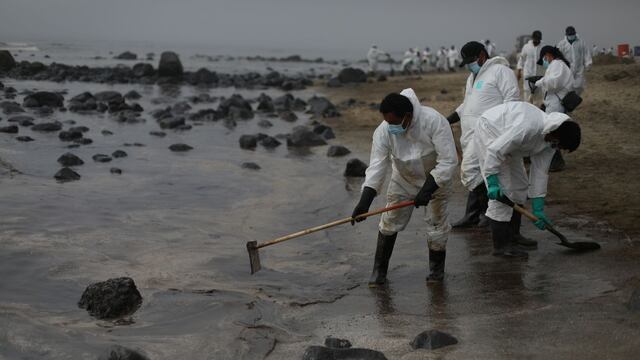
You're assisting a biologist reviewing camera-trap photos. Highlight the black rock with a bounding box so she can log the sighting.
[410,330,459,350]
[326,77,343,88]
[239,134,258,149]
[279,110,297,122]
[189,108,220,122]
[223,118,237,129]
[158,117,185,129]
[338,67,367,83]
[23,91,65,108]
[112,150,128,158]
[302,346,387,360]
[241,162,261,170]
[70,92,94,103]
[228,107,254,120]
[0,101,25,114]
[92,154,113,163]
[218,94,252,116]
[0,125,18,133]
[324,337,352,349]
[69,126,90,133]
[98,345,149,360]
[149,131,166,137]
[169,143,193,152]
[102,130,114,136]
[187,67,218,85]
[344,158,368,177]
[313,124,335,140]
[57,153,84,167]
[16,136,34,142]
[273,93,294,111]
[307,96,340,118]
[124,90,142,100]
[110,167,123,175]
[0,50,16,72]
[260,136,281,148]
[132,63,154,78]
[158,51,183,77]
[54,167,81,182]
[257,99,275,113]
[94,91,124,104]
[31,121,62,132]
[171,101,192,114]
[78,277,142,319]
[292,98,308,111]
[59,130,83,141]
[114,51,137,60]
[327,145,351,157]
[257,119,273,128]
[287,126,327,147]
[74,138,93,145]
[627,288,640,312]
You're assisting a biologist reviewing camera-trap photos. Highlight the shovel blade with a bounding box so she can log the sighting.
[247,241,262,274]
[558,241,601,252]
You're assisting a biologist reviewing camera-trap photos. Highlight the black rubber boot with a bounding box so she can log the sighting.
[511,208,538,249]
[549,150,566,172]
[426,250,446,284]
[491,219,528,259]
[368,232,397,287]
[452,184,489,228]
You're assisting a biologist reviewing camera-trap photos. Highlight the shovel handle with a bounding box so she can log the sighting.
[499,197,568,242]
[256,201,415,249]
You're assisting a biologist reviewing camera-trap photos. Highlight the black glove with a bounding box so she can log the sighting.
[351,187,377,225]
[447,111,460,125]
[414,174,439,208]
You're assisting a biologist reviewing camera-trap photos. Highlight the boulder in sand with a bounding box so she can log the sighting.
[239,134,258,149]
[114,51,137,60]
[0,125,18,133]
[0,50,16,72]
[169,143,193,152]
[410,330,459,350]
[98,345,149,360]
[23,91,65,108]
[241,162,261,170]
[58,130,83,141]
[57,153,84,167]
[259,135,281,148]
[344,158,368,177]
[0,101,25,115]
[112,150,128,158]
[124,90,142,100]
[287,126,327,147]
[132,63,155,78]
[78,277,142,319]
[324,337,352,349]
[31,121,62,132]
[110,167,123,175]
[302,346,387,360]
[16,136,34,142]
[158,51,183,77]
[54,167,81,182]
[337,67,367,83]
[92,154,113,163]
[279,110,298,122]
[307,96,340,118]
[327,145,351,157]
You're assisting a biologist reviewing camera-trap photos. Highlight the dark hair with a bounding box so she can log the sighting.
[379,93,413,118]
[541,46,571,68]
[554,120,581,152]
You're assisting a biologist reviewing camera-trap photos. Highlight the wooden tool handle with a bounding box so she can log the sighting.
[512,203,539,222]
[256,201,415,249]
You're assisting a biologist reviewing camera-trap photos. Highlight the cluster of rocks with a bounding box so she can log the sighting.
[54,149,127,182]
[69,90,145,123]
[0,50,313,90]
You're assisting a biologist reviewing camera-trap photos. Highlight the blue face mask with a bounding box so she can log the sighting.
[387,116,409,135]
[567,35,577,43]
[543,59,550,69]
[467,61,481,74]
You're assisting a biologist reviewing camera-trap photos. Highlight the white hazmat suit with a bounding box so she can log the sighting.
[535,59,574,113]
[363,88,458,251]
[447,47,459,70]
[367,45,386,72]
[557,35,592,95]
[455,56,520,191]
[474,102,568,221]
[517,40,545,103]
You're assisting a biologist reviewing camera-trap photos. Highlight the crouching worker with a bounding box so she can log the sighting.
[351,89,458,286]
[474,102,581,258]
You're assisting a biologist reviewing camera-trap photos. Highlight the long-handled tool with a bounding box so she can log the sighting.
[498,197,600,251]
[247,201,415,274]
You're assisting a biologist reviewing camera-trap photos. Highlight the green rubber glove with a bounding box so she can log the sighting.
[486,174,502,200]
[532,197,551,230]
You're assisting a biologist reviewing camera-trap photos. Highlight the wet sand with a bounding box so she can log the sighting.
[1,65,640,359]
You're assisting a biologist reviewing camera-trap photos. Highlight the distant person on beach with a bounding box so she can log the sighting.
[556,26,592,95]
[351,89,458,285]
[437,47,448,71]
[517,30,545,105]
[447,45,459,71]
[367,44,388,73]
[447,41,524,243]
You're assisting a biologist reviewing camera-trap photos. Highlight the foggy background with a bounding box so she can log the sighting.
[1,0,639,59]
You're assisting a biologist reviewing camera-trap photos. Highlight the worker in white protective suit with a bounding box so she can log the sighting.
[556,26,592,95]
[474,102,581,258]
[517,30,545,104]
[534,46,575,172]
[446,42,524,241]
[367,44,387,73]
[484,39,496,57]
[351,88,458,286]
[437,47,448,71]
[447,46,459,71]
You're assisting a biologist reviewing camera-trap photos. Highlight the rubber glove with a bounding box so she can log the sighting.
[486,174,502,200]
[532,197,551,230]
[414,174,439,208]
[351,187,376,225]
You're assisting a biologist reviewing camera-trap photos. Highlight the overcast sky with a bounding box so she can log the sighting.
[1,0,638,57]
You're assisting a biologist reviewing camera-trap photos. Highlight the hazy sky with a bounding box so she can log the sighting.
[1,0,639,57]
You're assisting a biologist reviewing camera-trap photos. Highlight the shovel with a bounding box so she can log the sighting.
[246,201,415,274]
[498,197,600,251]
